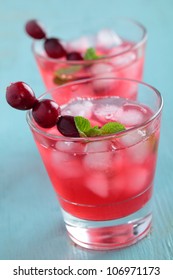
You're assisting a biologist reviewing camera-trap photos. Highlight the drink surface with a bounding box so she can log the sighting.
[33,96,159,221]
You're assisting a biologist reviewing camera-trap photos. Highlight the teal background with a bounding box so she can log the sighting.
[0,0,173,259]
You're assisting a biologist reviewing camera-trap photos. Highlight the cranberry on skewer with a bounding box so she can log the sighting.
[25,20,46,39]
[32,99,61,128]
[6,82,37,110]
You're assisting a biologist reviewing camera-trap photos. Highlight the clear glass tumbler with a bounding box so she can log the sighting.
[32,18,147,99]
[27,77,162,250]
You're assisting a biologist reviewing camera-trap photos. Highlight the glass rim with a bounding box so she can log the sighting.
[26,77,163,142]
[32,17,147,64]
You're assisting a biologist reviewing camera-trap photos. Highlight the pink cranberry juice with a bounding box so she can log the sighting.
[34,37,145,98]
[32,96,159,221]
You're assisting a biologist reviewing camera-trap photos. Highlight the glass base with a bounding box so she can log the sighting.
[62,201,152,250]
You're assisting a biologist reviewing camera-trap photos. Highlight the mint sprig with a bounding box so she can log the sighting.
[100,122,125,135]
[53,65,82,85]
[86,126,102,137]
[74,116,91,137]
[53,49,102,85]
[55,65,82,76]
[84,48,103,60]
[74,116,125,137]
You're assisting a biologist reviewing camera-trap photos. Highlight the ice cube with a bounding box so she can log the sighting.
[85,173,109,197]
[110,50,136,67]
[94,102,120,122]
[96,29,122,48]
[51,150,70,164]
[90,62,114,76]
[112,151,124,173]
[58,161,83,178]
[124,166,149,197]
[83,151,112,171]
[111,139,123,150]
[116,103,147,127]
[51,150,82,178]
[127,138,150,164]
[93,97,125,122]
[107,43,130,56]
[120,129,146,147]
[62,100,93,118]
[118,123,150,164]
[85,141,109,153]
[90,63,115,91]
[110,174,126,199]
[55,141,85,154]
[67,36,91,52]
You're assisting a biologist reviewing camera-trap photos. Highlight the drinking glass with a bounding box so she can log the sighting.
[32,18,147,99]
[27,77,162,250]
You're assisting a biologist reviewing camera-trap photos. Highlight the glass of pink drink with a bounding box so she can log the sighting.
[27,77,162,250]
[32,18,147,98]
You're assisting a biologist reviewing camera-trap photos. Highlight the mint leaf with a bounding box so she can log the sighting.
[53,76,70,85]
[86,127,102,137]
[74,116,125,138]
[55,65,82,76]
[101,122,125,135]
[53,65,82,85]
[84,48,102,60]
[74,116,91,137]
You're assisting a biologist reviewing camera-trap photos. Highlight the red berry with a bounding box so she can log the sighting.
[57,115,79,137]
[32,99,61,128]
[44,38,66,58]
[6,82,37,110]
[25,20,46,39]
[66,52,83,61]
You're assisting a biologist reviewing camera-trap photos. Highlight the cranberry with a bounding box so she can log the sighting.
[44,38,66,58]
[57,115,79,137]
[32,99,61,128]
[25,20,46,39]
[66,52,83,61]
[6,82,37,110]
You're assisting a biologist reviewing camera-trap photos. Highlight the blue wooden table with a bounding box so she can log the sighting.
[1,0,173,260]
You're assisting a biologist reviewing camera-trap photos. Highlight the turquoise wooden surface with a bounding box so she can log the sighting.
[0,0,173,260]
